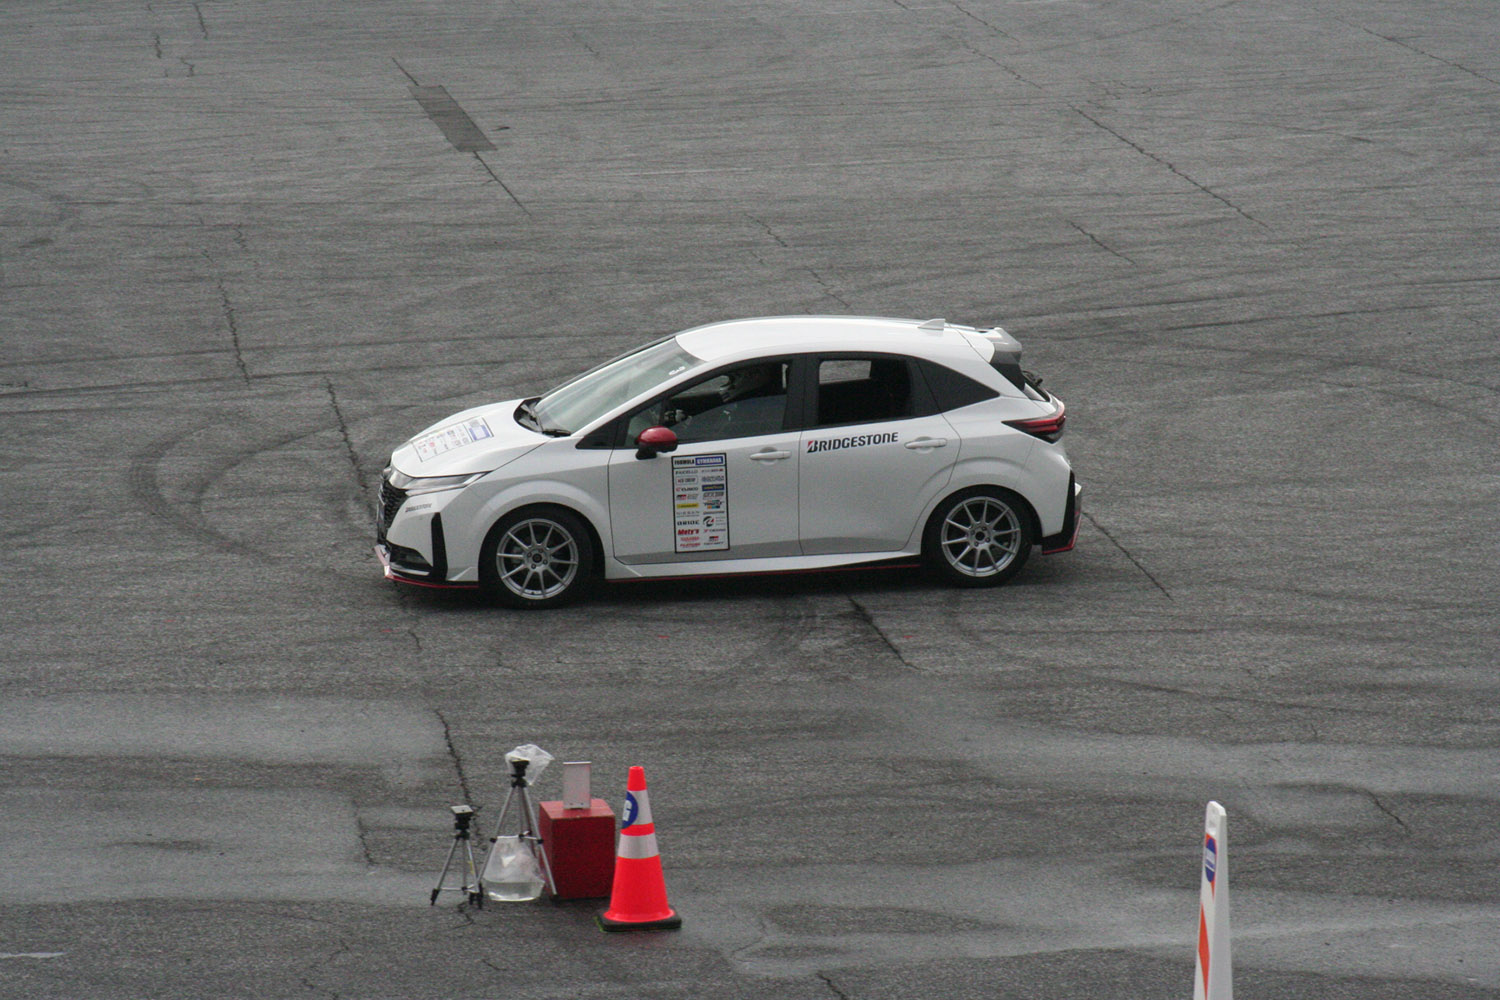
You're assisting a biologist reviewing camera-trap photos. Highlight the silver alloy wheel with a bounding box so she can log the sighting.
[938,495,1023,578]
[494,516,580,601]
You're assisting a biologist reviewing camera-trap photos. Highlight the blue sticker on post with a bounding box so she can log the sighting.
[1203,834,1218,886]
[623,791,640,828]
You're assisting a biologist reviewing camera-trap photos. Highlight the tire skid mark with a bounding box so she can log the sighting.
[845,593,920,672]
[0,326,610,381]
[1030,0,1243,55]
[1040,313,1500,400]
[128,412,378,563]
[0,355,555,406]
[1114,352,1500,429]
[128,427,260,558]
[1083,673,1425,721]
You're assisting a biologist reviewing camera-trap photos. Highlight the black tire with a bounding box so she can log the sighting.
[922,487,1035,587]
[478,506,595,609]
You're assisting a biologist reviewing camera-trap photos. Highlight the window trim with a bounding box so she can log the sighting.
[608,356,801,448]
[800,352,937,430]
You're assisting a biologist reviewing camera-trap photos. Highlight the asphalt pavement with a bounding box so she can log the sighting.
[2,0,1497,997]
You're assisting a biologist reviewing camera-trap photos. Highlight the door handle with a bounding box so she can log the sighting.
[749,450,791,462]
[904,437,948,450]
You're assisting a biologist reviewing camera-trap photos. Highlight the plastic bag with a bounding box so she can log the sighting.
[504,743,553,785]
[483,835,546,902]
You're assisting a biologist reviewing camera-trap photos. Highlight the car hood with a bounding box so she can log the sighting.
[388,399,547,478]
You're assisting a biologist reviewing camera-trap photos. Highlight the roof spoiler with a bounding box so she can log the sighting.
[975,325,1026,392]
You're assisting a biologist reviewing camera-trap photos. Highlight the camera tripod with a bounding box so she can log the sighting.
[482,757,556,899]
[430,804,485,907]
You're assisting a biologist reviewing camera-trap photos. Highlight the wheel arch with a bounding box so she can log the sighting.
[920,482,1042,551]
[481,499,607,576]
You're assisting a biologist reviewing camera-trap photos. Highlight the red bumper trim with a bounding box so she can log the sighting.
[375,545,479,590]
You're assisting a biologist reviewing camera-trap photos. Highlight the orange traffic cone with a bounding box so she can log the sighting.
[598,766,682,931]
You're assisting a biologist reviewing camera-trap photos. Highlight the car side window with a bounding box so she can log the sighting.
[627,360,791,444]
[917,359,999,412]
[813,357,914,427]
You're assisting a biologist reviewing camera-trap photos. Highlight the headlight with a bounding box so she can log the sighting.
[386,469,489,496]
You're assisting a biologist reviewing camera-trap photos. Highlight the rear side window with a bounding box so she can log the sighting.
[813,357,914,427]
[987,356,1052,401]
[918,360,999,412]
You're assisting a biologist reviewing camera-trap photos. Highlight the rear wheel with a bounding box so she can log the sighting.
[479,507,594,609]
[923,488,1034,587]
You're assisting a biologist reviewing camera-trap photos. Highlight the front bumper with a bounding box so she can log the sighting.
[375,541,477,589]
[376,473,476,588]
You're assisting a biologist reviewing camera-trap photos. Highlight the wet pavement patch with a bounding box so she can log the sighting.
[408,85,495,152]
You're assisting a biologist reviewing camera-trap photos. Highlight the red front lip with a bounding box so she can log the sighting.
[374,545,477,590]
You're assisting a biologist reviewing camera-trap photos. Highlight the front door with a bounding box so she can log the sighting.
[608,359,801,564]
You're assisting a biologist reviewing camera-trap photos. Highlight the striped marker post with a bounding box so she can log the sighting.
[598,766,681,932]
[1194,801,1232,1000]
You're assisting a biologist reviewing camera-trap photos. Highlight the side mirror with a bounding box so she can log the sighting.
[634,425,679,460]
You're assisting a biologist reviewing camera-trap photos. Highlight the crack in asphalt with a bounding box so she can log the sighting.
[1355,25,1500,88]
[435,708,476,807]
[817,970,853,1000]
[299,940,352,1000]
[746,212,789,248]
[1081,511,1172,600]
[956,38,1041,88]
[473,152,531,215]
[324,377,370,498]
[354,813,375,865]
[1068,220,1137,264]
[1370,792,1410,832]
[1070,105,1268,228]
[209,268,250,384]
[950,0,1017,41]
[806,267,852,310]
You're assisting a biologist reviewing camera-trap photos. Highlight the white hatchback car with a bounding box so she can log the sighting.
[376,316,1079,608]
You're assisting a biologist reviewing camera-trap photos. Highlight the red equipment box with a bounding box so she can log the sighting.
[539,798,616,900]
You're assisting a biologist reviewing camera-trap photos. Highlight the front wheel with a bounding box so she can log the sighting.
[479,507,595,609]
[923,488,1035,587]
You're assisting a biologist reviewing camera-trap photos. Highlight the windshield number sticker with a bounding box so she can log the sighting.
[672,454,729,553]
[412,417,493,463]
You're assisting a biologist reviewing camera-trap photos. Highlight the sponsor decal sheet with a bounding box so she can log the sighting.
[412,417,494,462]
[672,454,729,553]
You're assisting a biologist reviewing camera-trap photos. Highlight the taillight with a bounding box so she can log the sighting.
[1004,401,1065,442]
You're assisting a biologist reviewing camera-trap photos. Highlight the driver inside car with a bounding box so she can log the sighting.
[645,361,789,443]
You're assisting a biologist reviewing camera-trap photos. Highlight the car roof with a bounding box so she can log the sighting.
[674,315,998,366]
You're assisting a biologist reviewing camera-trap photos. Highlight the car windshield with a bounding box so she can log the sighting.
[530,337,702,435]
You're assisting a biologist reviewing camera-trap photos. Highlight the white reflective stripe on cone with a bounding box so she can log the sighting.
[617,831,660,860]
[1194,801,1232,1000]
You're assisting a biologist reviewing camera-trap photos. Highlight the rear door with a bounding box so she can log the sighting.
[797,355,958,554]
